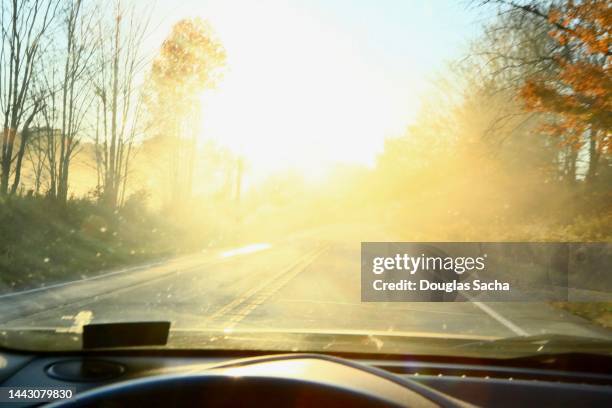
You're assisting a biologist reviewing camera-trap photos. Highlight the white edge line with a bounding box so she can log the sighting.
[0,260,166,300]
[0,242,273,300]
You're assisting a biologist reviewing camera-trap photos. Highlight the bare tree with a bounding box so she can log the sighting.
[0,0,58,195]
[465,2,576,183]
[38,53,60,195]
[53,0,97,201]
[93,0,149,208]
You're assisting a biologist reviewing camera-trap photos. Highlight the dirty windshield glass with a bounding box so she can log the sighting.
[0,0,610,355]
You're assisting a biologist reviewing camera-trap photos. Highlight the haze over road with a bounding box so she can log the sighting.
[0,225,609,347]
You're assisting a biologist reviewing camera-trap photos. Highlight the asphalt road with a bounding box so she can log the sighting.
[0,225,610,347]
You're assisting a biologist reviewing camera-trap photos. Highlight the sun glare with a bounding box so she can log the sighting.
[194,0,404,179]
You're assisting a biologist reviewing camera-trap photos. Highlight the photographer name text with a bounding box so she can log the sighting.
[371,254,510,293]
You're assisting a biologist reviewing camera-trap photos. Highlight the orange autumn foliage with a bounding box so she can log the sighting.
[519,0,611,151]
[147,18,226,118]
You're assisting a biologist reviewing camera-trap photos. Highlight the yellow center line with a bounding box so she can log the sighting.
[207,245,328,328]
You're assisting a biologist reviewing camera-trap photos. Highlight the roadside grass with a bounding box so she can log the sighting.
[551,302,612,329]
[0,195,179,293]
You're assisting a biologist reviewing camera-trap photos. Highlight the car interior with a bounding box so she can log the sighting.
[1,348,611,407]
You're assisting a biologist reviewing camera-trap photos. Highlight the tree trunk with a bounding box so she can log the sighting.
[9,108,38,194]
[10,129,29,195]
[105,11,121,208]
[565,145,577,185]
[585,129,600,184]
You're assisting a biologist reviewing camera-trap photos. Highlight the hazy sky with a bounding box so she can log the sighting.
[138,0,485,177]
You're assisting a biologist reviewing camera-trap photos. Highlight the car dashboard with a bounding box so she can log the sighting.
[0,351,612,407]
[1,349,611,407]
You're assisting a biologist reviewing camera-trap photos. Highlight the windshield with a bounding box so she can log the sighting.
[0,0,610,358]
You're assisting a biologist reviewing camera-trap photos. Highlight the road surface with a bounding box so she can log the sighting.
[0,225,609,350]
